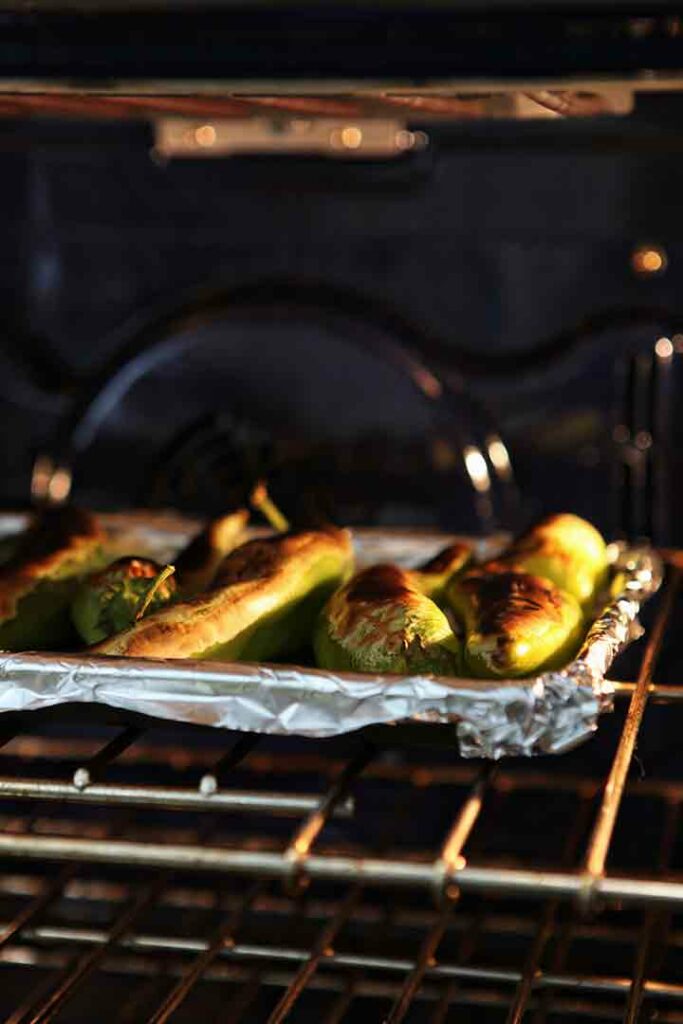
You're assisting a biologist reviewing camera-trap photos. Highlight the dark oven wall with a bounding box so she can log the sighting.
[2,95,683,540]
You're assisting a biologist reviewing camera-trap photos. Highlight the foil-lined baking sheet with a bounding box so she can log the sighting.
[0,517,664,758]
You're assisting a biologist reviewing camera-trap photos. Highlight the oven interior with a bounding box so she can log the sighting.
[1,6,683,1021]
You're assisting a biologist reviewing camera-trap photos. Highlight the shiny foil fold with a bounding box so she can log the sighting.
[0,525,663,759]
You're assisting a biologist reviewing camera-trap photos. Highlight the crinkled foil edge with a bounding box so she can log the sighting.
[0,540,663,759]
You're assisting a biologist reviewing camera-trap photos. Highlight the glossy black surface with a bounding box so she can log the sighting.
[0,8,681,81]
[2,101,683,538]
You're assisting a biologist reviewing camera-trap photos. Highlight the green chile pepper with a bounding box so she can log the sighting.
[71,557,177,646]
[314,563,460,675]
[411,542,472,604]
[175,509,249,597]
[0,506,106,651]
[93,528,353,662]
[447,568,583,679]
[494,513,608,608]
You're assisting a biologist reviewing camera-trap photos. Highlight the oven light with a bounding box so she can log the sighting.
[30,456,72,505]
[463,445,491,493]
[486,436,513,479]
[330,125,363,150]
[631,244,667,276]
[413,367,442,399]
[655,336,674,360]
[634,430,652,451]
[194,124,217,147]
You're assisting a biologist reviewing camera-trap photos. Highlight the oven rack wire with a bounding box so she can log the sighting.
[0,560,678,1021]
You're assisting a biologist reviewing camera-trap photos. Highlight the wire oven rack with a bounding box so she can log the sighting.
[0,563,679,1022]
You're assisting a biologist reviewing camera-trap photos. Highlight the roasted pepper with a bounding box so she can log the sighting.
[412,542,472,604]
[492,513,608,608]
[447,568,583,678]
[71,557,177,646]
[314,563,460,675]
[0,506,106,650]
[93,527,353,661]
[175,509,249,596]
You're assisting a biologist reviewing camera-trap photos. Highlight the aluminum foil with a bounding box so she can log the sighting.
[0,520,664,759]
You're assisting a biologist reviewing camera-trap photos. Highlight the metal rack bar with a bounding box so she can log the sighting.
[266,747,375,1022]
[321,782,424,1024]
[0,833,682,907]
[6,925,683,1004]
[323,978,356,1024]
[72,727,144,790]
[7,874,169,1024]
[623,800,680,1024]
[384,768,493,1023]
[11,736,683,795]
[0,865,74,953]
[283,745,374,881]
[0,775,352,817]
[429,785,505,1024]
[144,744,372,1024]
[531,896,578,1024]
[505,786,597,1024]
[198,734,260,796]
[9,871,683,952]
[267,885,362,1024]
[583,568,680,884]
[385,905,453,1024]
[429,909,486,1024]
[611,681,683,702]
[145,880,264,1024]
[433,766,492,900]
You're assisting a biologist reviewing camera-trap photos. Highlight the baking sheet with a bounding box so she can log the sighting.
[0,515,663,758]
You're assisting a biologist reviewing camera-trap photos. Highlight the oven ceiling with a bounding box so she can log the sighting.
[0,7,681,102]
[0,7,679,125]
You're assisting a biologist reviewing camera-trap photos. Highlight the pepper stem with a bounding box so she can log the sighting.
[249,481,290,533]
[136,564,176,621]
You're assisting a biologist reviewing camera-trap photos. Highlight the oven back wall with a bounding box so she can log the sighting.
[2,98,683,537]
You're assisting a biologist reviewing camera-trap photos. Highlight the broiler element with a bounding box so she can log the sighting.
[93,527,353,661]
[0,506,106,650]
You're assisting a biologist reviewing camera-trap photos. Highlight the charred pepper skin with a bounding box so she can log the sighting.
[447,569,583,679]
[411,542,472,604]
[174,510,249,597]
[0,507,107,651]
[92,528,353,662]
[71,557,177,646]
[493,513,608,609]
[314,563,460,675]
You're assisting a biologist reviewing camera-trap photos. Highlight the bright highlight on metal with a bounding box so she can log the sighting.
[487,435,513,478]
[463,445,491,493]
[631,244,667,276]
[655,336,674,359]
[193,124,216,147]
